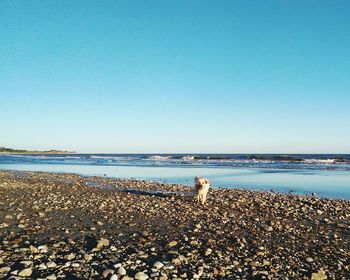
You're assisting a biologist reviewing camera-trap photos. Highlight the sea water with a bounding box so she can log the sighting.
[0,154,349,199]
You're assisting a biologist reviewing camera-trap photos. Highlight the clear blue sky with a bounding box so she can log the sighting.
[1,0,349,153]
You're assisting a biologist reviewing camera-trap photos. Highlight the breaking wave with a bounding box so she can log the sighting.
[147,155,172,160]
[0,153,349,171]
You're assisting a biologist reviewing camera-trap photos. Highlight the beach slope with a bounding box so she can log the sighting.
[0,171,349,279]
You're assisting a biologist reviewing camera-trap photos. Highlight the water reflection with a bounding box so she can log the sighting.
[0,163,349,199]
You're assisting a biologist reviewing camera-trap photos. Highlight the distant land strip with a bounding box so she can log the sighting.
[0,147,75,154]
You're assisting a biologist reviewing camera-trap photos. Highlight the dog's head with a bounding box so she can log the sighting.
[195,177,210,189]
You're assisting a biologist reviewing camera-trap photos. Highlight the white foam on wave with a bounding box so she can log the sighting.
[65,156,84,159]
[90,155,135,161]
[148,155,172,160]
[42,156,83,160]
[90,155,111,159]
[181,156,195,160]
[252,159,275,163]
[303,159,336,164]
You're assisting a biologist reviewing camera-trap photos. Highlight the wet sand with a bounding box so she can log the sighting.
[0,170,349,279]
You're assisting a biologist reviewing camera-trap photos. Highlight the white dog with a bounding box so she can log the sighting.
[194,177,210,205]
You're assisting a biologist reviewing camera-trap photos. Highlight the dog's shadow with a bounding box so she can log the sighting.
[119,188,173,198]
[119,188,198,200]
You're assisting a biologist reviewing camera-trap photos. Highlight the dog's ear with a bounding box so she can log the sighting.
[204,179,209,184]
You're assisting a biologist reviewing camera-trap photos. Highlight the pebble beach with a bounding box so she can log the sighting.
[0,170,349,280]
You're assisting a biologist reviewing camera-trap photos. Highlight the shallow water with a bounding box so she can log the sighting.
[1,162,349,199]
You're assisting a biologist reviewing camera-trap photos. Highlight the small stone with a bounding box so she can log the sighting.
[0,223,9,228]
[38,263,48,270]
[38,212,46,217]
[103,269,114,278]
[266,226,273,232]
[316,210,324,215]
[94,238,109,250]
[84,254,93,261]
[47,274,57,280]
[71,263,80,268]
[153,261,164,270]
[18,268,33,277]
[163,264,174,270]
[134,272,149,280]
[63,262,71,268]
[168,241,177,248]
[0,266,11,274]
[54,242,64,248]
[117,266,126,275]
[30,245,39,253]
[38,245,48,253]
[205,248,212,256]
[65,253,75,260]
[198,267,204,277]
[306,257,314,263]
[46,261,57,268]
[172,258,181,266]
[110,275,118,280]
[110,245,118,251]
[311,269,327,280]
[20,261,33,267]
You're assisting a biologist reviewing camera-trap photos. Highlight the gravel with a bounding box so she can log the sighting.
[0,170,349,279]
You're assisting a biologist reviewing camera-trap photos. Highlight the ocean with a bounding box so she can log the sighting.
[0,153,349,199]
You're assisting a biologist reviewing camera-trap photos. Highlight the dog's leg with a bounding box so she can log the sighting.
[200,194,205,205]
[202,193,207,205]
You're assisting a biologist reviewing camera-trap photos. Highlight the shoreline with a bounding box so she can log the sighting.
[0,166,349,201]
[0,170,349,279]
